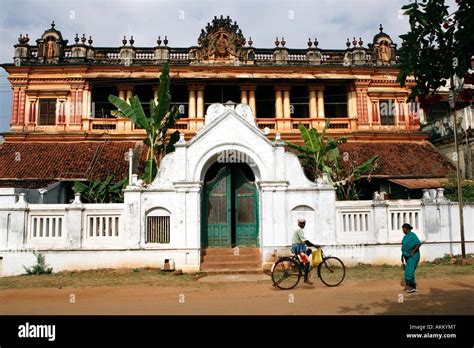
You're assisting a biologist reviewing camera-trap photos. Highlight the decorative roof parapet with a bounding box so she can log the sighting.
[9,20,400,68]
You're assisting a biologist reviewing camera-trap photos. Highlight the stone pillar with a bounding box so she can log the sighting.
[126,89,133,101]
[123,190,142,248]
[75,89,83,124]
[309,86,317,118]
[57,98,67,124]
[188,87,196,118]
[83,84,91,118]
[372,199,389,244]
[66,193,84,248]
[11,87,20,125]
[371,99,379,124]
[274,88,283,118]
[117,84,134,102]
[354,81,370,123]
[397,98,406,123]
[316,87,325,118]
[69,88,78,124]
[196,86,205,118]
[283,89,291,118]
[118,89,126,100]
[7,194,28,250]
[248,86,256,117]
[240,88,248,105]
[347,87,357,118]
[28,98,38,124]
[18,88,26,125]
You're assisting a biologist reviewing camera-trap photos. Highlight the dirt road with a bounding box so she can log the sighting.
[1,275,473,315]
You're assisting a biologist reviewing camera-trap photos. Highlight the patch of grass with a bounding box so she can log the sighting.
[345,260,474,281]
[0,268,200,291]
[1,260,473,290]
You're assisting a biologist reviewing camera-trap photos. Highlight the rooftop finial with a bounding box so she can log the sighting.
[379,24,383,32]
[51,21,55,29]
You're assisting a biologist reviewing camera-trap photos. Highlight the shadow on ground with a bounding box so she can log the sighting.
[337,280,474,315]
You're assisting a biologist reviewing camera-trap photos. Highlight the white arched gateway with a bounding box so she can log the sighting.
[123,103,337,271]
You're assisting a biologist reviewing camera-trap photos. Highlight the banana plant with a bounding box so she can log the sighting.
[108,62,180,183]
[286,120,379,200]
[286,120,347,182]
[73,175,128,203]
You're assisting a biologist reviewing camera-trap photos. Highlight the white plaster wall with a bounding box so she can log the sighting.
[0,249,200,276]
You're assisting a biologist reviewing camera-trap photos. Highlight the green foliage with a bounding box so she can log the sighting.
[397,0,474,102]
[336,155,380,200]
[73,175,128,203]
[286,121,379,200]
[23,253,53,275]
[443,172,474,203]
[108,62,180,183]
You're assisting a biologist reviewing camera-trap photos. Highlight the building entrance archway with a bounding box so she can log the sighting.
[201,162,259,248]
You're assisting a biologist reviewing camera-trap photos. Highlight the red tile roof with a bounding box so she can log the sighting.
[339,142,455,178]
[0,141,145,188]
[0,140,454,189]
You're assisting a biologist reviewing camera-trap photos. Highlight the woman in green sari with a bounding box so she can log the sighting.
[401,223,422,293]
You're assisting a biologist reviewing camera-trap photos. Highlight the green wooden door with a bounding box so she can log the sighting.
[234,166,259,246]
[202,164,258,248]
[203,166,231,247]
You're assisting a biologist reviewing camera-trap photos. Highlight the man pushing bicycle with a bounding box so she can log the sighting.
[291,218,320,285]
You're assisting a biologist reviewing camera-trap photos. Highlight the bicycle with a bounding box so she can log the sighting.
[271,247,346,290]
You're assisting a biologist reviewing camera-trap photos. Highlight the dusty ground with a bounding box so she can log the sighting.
[1,273,473,315]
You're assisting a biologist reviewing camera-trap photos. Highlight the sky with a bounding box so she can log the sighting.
[0,0,458,136]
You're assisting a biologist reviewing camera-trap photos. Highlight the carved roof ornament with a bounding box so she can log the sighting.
[36,20,68,64]
[191,15,246,64]
[368,24,397,66]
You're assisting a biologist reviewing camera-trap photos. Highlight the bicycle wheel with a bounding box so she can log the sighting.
[271,257,302,290]
[318,256,345,287]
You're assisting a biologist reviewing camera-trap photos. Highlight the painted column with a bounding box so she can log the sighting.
[76,89,83,124]
[283,89,291,118]
[308,86,317,118]
[196,85,205,118]
[126,89,133,101]
[28,98,37,124]
[354,81,370,124]
[17,89,26,125]
[316,87,325,118]
[188,87,196,118]
[69,89,77,124]
[83,85,91,118]
[248,86,257,117]
[11,88,20,125]
[347,87,357,118]
[371,99,379,124]
[118,89,126,100]
[274,88,283,118]
[240,87,248,105]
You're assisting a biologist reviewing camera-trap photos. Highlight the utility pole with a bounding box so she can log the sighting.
[450,72,466,259]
